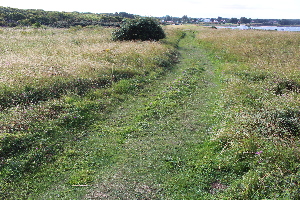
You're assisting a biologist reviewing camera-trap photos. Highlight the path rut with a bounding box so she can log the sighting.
[86,31,220,199]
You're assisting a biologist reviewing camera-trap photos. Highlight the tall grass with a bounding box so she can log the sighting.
[0,26,181,142]
[0,26,183,199]
[2,25,298,199]
[197,28,300,199]
[0,26,176,109]
[197,29,300,77]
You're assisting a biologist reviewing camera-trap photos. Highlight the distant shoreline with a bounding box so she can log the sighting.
[215,25,300,31]
[209,24,300,27]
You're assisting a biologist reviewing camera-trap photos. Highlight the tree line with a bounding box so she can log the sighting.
[227,17,300,25]
[160,15,300,26]
[1,6,300,28]
[0,7,137,28]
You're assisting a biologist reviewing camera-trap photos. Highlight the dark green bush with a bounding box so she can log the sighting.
[112,17,165,41]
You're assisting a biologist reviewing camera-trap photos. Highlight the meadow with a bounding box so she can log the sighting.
[0,25,299,199]
[0,26,181,198]
[0,26,178,109]
[197,28,300,199]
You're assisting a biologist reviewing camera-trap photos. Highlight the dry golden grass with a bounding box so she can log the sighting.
[0,27,170,88]
[197,29,300,79]
[197,28,300,145]
[197,28,300,113]
[194,28,300,199]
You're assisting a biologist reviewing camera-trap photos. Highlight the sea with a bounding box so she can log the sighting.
[217,25,300,32]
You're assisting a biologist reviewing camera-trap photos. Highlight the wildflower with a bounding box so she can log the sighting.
[255,150,263,155]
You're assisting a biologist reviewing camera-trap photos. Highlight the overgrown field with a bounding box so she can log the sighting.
[0,26,299,199]
[0,26,182,198]
[197,28,300,199]
[0,26,179,109]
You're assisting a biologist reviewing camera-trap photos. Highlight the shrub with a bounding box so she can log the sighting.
[32,22,41,28]
[112,17,165,41]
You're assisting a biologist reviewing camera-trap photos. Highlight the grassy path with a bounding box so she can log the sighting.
[2,28,299,199]
[84,31,222,199]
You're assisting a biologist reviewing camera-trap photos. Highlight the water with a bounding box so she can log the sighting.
[218,25,300,32]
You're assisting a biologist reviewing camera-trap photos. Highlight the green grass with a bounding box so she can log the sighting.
[196,28,300,199]
[1,26,299,199]
[0,26,184,199]
[84,30,225,199]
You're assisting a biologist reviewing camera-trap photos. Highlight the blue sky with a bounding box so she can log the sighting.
[1,0,299,19]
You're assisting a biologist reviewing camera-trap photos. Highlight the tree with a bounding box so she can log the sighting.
[6,12,26,21]
[182,15,189,23]
[112,17,165,41]
[165,15,172,21]
[118,12,135,19]
[240,17,251,24]
[229,18,239,24]
[279,19,292,25]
